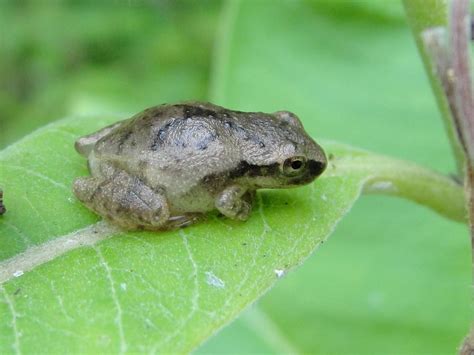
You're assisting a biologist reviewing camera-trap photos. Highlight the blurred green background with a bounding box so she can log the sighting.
[0,0,471,353]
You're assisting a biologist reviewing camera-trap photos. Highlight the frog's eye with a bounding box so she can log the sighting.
[282,156,306,176]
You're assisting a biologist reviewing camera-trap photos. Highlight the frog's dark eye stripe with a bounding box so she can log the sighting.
[228,161,280,179]
[308,159,327,176]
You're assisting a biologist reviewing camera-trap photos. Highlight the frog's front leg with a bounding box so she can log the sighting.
[73,168,170,230]
[215,185,256,221]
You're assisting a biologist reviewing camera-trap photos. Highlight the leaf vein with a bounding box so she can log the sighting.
[153,230,200,351]
[94,246,127,354]
[2,222,32,249]
[0,221,120,285]
[1,286,21,355]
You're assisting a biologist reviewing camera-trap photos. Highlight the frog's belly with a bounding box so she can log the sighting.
[166,185,216,215]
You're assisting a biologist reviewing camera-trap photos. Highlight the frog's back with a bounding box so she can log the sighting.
[93,102,230,157]
[91,103,251,190]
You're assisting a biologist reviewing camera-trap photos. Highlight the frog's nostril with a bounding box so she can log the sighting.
[308,160,327,177]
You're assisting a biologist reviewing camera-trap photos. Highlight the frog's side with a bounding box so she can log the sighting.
[73,102,327,230]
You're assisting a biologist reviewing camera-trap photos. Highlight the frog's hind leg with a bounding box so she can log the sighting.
[75,120,127,157]
[73,171,170,230]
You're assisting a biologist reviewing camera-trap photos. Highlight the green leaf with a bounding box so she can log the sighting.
[0,114,462,353]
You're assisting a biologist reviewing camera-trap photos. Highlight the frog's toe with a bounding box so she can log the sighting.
[217,200,252,221]
[160,213,205,230]
[235,201,252,221]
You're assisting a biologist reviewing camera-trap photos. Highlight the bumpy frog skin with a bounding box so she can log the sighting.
[73,102,327,230]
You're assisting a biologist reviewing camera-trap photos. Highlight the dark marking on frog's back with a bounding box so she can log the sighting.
[231,123,269,148]
[150,120,174,151]
[178,103,248,122]
[181,104,219,120]
[174,120,219,150]
[148,103,275,152]
[195,131,218,150]
[221,120,264,148]
[151,115,221,151]
[223,120,234,129]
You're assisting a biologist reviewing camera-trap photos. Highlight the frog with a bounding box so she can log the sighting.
[73,102,327,230]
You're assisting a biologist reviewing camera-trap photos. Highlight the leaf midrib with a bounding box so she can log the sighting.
[0,221,120,285]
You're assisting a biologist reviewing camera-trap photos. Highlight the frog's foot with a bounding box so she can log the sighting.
[162,213,206,230]
[215,185,255,221]
[73,173,170,230]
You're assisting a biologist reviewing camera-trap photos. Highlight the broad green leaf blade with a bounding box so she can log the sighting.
[0,115,462,353]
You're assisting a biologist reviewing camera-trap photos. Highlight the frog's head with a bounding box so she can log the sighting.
[273,111,327,187]
[241,110,327,188]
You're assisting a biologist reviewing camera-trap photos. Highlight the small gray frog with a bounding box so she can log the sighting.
[73,102,327,230]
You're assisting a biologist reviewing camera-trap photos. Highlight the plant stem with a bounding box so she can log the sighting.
[329,151,465,223]
[451,0,474,160]
[450,1,474,352]
[403,0,465,175]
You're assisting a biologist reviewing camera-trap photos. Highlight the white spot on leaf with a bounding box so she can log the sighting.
[13,270,24,278]
[205,271,225,289]
[120,283,127,291]
[274,269,285,278]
